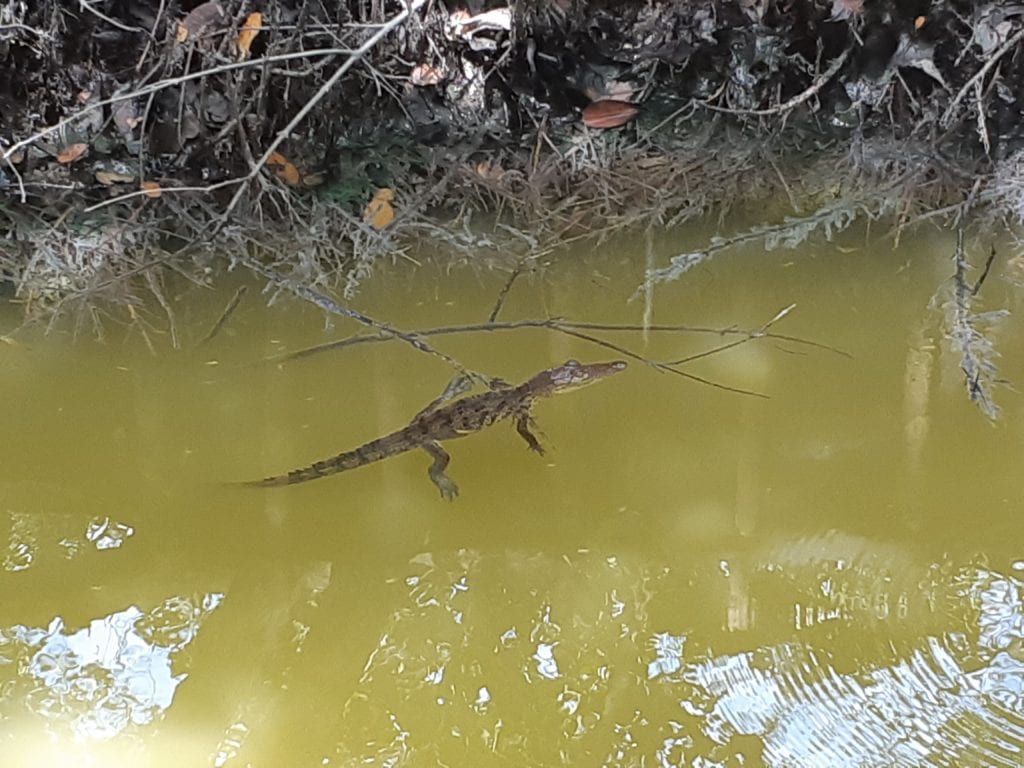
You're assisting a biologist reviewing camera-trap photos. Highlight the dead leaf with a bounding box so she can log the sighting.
[0,147,25,164]
[113,102,141,133]
[301,173,324,187]
[474,160,504,181]
[178,0,225,44]
[364,188,395,230]
[141,180,162,198]
[237,12,262,60]
[267,151,301,186]
[582,100,640,129]
[96,169,136,185]
[914,15,926,29]
[410,63,444,86]
[830,0,864,21]
[56,143,88,164]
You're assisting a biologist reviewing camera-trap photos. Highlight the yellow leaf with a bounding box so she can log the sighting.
[237,12,261,60]
[363,188,395,230]
[267,151,301,186]
[140,180,162,198]
[56,143,88,164]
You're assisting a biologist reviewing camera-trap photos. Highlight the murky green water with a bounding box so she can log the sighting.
[2,226,1024,767]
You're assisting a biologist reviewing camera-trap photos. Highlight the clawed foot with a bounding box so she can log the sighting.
[434,475,459,500]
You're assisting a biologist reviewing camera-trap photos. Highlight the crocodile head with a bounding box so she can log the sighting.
[530,359,628,396]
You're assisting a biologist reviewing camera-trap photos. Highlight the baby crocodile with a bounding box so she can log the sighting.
[248,359,627,498]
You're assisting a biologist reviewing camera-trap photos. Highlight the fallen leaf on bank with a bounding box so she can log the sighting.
[267,151,301,186]
[113,102,141,132]
[141,180,162,198]
[582,100,639,129]
[0,147,25,164]
[363,188,395,230]
[56,143,88,164]
[474,160,504,180]
[96,169,136,185]
[634,155,669,169]
[302,172,324,187]
[177,0,226,44]
[237,12,262,60]
[830,0,864,20]
[411,62,444,86]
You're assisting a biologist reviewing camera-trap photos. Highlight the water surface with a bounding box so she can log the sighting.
[2,226,1024,767]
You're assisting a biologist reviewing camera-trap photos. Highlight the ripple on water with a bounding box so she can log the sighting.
[680,566,1024,767]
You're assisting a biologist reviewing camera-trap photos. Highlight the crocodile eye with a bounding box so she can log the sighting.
[565,359,580,367]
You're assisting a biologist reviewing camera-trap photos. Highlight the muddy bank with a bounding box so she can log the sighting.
[0,1,1022,327]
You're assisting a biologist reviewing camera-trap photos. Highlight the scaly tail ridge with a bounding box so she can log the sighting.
[246,433,407,487]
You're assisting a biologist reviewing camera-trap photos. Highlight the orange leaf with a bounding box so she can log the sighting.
[582,100,640,129]
[56,143,88,164]
[363,188,395,230]
[237,12,262,60]
[141,180,162,198]
[266,151,301,186]
[914,15,926,29]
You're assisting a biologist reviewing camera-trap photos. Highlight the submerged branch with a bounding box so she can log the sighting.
[242,259,472,376]
[273,317,845,362]
[943,228,1007,419]
[268,311,847,399]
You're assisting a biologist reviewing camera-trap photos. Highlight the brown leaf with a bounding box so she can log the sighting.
[363,188,395,230]
[410,63,444,86]
[0,147,25,164]
[95,169,136,185]
[140,180,162,198]
[178,0,225,43]
[237,12,262,60]
[113,102,140,133]
[474,160,504,180]
[581,100,640,129]
[267,151,301,186]
[56,143,88,164]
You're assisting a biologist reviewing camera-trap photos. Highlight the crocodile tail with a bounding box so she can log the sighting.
[246,433,405,487]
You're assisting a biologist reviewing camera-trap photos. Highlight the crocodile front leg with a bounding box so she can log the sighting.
[515,412,545,455]
[421,440,459,499]
[413,374,475,420]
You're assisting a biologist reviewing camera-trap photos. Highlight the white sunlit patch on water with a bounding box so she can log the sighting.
[84,516,134,550]
[0,594,223,741]
[3,511,136,573]
[648,632,687,679]
[675,567,1024,767]
[532,642,560,680]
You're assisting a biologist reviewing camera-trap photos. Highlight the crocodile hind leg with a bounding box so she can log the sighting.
[421,440,459,499]
[514,412,545,455]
